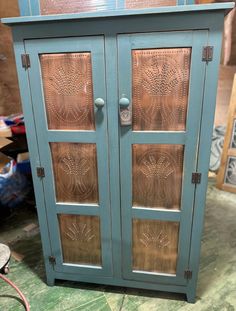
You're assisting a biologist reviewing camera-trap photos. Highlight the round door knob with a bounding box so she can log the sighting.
[94,98,105,108]
[119,97,130,108]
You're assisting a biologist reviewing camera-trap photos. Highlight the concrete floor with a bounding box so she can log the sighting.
[0,179,235,310]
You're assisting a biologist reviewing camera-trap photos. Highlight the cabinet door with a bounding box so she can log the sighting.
[118,31,207,285]
[25,37,112,276]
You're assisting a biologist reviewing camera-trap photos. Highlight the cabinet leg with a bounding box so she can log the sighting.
[186,290,196,303]
[46,274,55,287]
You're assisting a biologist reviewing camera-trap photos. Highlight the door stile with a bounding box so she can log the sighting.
[104,35,123,278]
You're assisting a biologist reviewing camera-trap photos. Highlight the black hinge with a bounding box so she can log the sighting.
[21,54,31,69]
[48,256,56,265]
[36,167,45,178]
[202,46,214,63]
[192,172,201,184]
[184,270,192,280]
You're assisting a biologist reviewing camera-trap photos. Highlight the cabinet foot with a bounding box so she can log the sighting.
[186,290,196,303]
[46,275,55,287]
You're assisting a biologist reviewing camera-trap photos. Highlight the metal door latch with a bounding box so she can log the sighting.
[119,95,132,126]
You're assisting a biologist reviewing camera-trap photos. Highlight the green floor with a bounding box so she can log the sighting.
[0,180,236,310]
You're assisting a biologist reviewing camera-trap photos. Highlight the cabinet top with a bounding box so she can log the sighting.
[1,2,234,26]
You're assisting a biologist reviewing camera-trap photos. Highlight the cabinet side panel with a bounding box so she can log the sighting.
[12,36,55,284]
[187,17,224,302]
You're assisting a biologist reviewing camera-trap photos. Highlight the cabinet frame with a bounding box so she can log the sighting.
[3,5,229,302]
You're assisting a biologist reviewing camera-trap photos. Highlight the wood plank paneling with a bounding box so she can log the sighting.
[125,0,176,9]
[132,48,191,131]
[40,0,108,15]
[217,74,236,193]
[59,214,102,265]
[132,144,184,209]
[230,9,236,66]
[51,143,99,203]
[214,65,236,126]
[132,219,179,274]
[0,0,21,115]
[40,53,95,130]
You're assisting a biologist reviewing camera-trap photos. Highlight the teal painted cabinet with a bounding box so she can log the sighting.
[2,2,234,303]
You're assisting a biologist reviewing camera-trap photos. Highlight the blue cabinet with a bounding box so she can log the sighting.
[2,2,234,303]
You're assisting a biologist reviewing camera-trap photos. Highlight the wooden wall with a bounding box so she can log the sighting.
[197,1,236,65]
[231,12,236,65]
[0,0,21,115]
